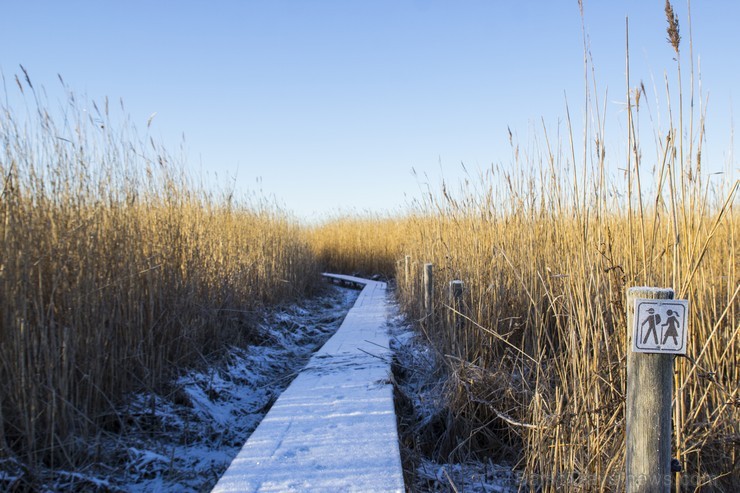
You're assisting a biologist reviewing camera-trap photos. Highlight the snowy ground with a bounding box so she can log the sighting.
[388,311,520,493]
[0,284,359,492]
[4,282,522,492]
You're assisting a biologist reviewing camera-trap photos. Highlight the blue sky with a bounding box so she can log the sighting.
[2,1,738,220]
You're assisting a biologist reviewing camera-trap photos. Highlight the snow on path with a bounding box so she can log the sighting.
[212,274,404,493]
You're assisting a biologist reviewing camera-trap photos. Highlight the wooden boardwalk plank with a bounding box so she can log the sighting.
[212,275,404,493]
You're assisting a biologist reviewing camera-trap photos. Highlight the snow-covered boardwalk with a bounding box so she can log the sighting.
[212,274,404,493]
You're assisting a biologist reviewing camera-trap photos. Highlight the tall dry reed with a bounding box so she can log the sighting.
[308,214,406,278]
[313,4,738,490]
[0,72,321,472]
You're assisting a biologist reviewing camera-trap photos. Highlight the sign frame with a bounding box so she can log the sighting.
[632,298,689,354]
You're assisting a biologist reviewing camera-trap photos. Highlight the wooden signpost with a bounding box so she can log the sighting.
[625,287,689,492]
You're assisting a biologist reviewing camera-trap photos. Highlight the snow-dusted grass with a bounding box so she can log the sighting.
[0,285,358,492]
[390,312,519,493]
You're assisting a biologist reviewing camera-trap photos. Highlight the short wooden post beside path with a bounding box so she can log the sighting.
[423,263,433,321]
[404,255,411,289]
[448,280,464,354]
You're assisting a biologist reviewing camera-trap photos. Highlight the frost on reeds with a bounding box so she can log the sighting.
[313,4,738,490]
[0,71,320,474]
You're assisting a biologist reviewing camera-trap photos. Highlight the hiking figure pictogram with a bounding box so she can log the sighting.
[640,308,661,345]
[661,310,680,346]
[632,298,689,355]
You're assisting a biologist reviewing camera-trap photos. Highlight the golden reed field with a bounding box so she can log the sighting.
[2,4,738,491]
[311,7,738,490]
[0,76,321,472]
[312,167,737,490]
